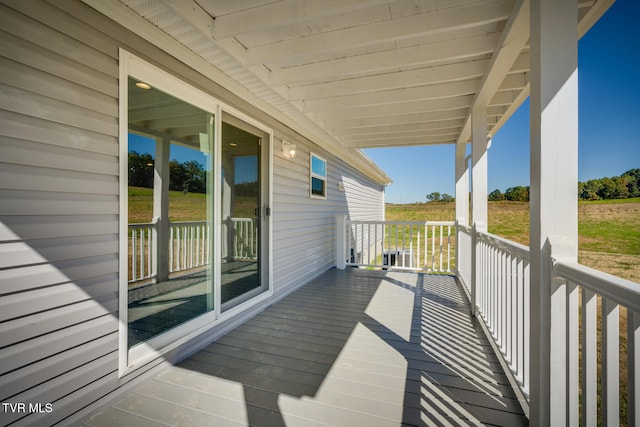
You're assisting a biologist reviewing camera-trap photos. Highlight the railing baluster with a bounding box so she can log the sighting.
[431,225,435,270]
[523,259,530,397]
[447,225,451,272]
[602,298,620,426]
[438,225,442,271]
[140,229,145,280]
[629,310,639,427]
[417,229,421,270]
[516,256,523,383]
[567,282,579,426]
[131,230,137,281]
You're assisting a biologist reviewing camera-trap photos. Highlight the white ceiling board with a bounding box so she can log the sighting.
[117,0,613,158]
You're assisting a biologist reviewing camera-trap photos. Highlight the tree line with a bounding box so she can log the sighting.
[426,168,640,203]
[128,150,207,193]
[488,168,640,202]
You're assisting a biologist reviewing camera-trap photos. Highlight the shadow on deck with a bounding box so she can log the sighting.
[86,269,528,426]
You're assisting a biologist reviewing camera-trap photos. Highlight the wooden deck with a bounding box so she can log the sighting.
[86,269,528,426]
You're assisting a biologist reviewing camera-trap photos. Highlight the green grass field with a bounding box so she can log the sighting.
[128,186,255,223]
[387,199,640,282]
[130,186,639,280]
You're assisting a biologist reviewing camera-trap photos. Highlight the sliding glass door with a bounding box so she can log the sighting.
[121,53,272,369]
[220,114,270,310]
[126,76,215,347]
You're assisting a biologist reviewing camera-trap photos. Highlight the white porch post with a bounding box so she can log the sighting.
[470,106,487,317]
[529,0,579,425]
[471,106,488,233]
[455,141,469,281]
[336,215,347,270]
[455,141,469,226]
[154,137,171,282]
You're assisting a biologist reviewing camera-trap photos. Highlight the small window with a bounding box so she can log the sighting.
[310,153,327,199]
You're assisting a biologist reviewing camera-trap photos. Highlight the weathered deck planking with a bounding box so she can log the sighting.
[86,269,528,426]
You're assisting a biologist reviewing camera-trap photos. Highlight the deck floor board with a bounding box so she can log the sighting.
[85,269,528,426]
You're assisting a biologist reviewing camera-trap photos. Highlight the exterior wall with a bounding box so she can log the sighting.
[272,139,385,297]
[0,1,385,425]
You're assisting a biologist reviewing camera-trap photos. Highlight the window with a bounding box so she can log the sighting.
[310,153,327,198]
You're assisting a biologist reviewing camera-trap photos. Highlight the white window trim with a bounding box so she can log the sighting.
[310,152,328,199]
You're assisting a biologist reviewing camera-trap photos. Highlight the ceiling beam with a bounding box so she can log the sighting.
[298,60,487,113]
[327,108,470,130]
[489,90,523,106]
[578,0,614,37]
[246,0,512,66]
[346,136,457,149]
[457,0,530,143]
[311,96,473,121]
[303,79,480,112]
[210,0,391,39]
[287,35,500,100]
[345,126,462,142]
[271,38,495,86]
[344,131,460,145]
[332,119,466,137]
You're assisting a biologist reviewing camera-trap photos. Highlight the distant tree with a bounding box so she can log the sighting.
[235,181,259,197]
[598,176,628,200]
[440,194,454,202]
[426,192,441,202]
[579,179,602,201]
[488,189,505,201]
[183,160,206,193]
[505,186,529,202]
[169,160,187,192]
[128,151,154,188]
[622,168,640,197]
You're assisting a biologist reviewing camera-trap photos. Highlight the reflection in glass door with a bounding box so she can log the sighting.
[220,118,267,308]
[126,77,214,347]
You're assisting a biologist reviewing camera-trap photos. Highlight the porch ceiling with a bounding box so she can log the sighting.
[119,0,612,151]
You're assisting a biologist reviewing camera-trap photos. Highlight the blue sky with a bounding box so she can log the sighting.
[364,0,640,204]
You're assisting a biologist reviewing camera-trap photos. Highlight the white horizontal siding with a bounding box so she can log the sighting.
[0,2,122,426]
[0,1,386,425]
[271,139,385,298]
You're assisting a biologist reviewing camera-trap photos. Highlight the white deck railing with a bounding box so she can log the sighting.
[473,230,531,399]
[128,219,257,283]
[169,221,210,274]
[552,260,640,426]
[129,222,156,283]
[337,217,454,272]
[456,224,473,291]
[226,217,257,260]
[457,226,640,425]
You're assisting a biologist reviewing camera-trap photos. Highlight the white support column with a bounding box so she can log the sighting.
[471,106,488,232]
[470,106,487,317]
[455,141,469,226]
[529,0,579,425]
[154,137,171,282]
[336,215,347,269]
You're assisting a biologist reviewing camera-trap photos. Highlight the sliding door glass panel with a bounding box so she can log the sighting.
[220,119,264,306]
[127,77,214,347]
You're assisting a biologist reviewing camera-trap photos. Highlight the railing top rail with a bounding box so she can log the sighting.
[475,230,530,259]
[128,222,156,228]
[554,260,640,313]
[457,224,472,233]
[170,220,208,226]
[347,220,455,226]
